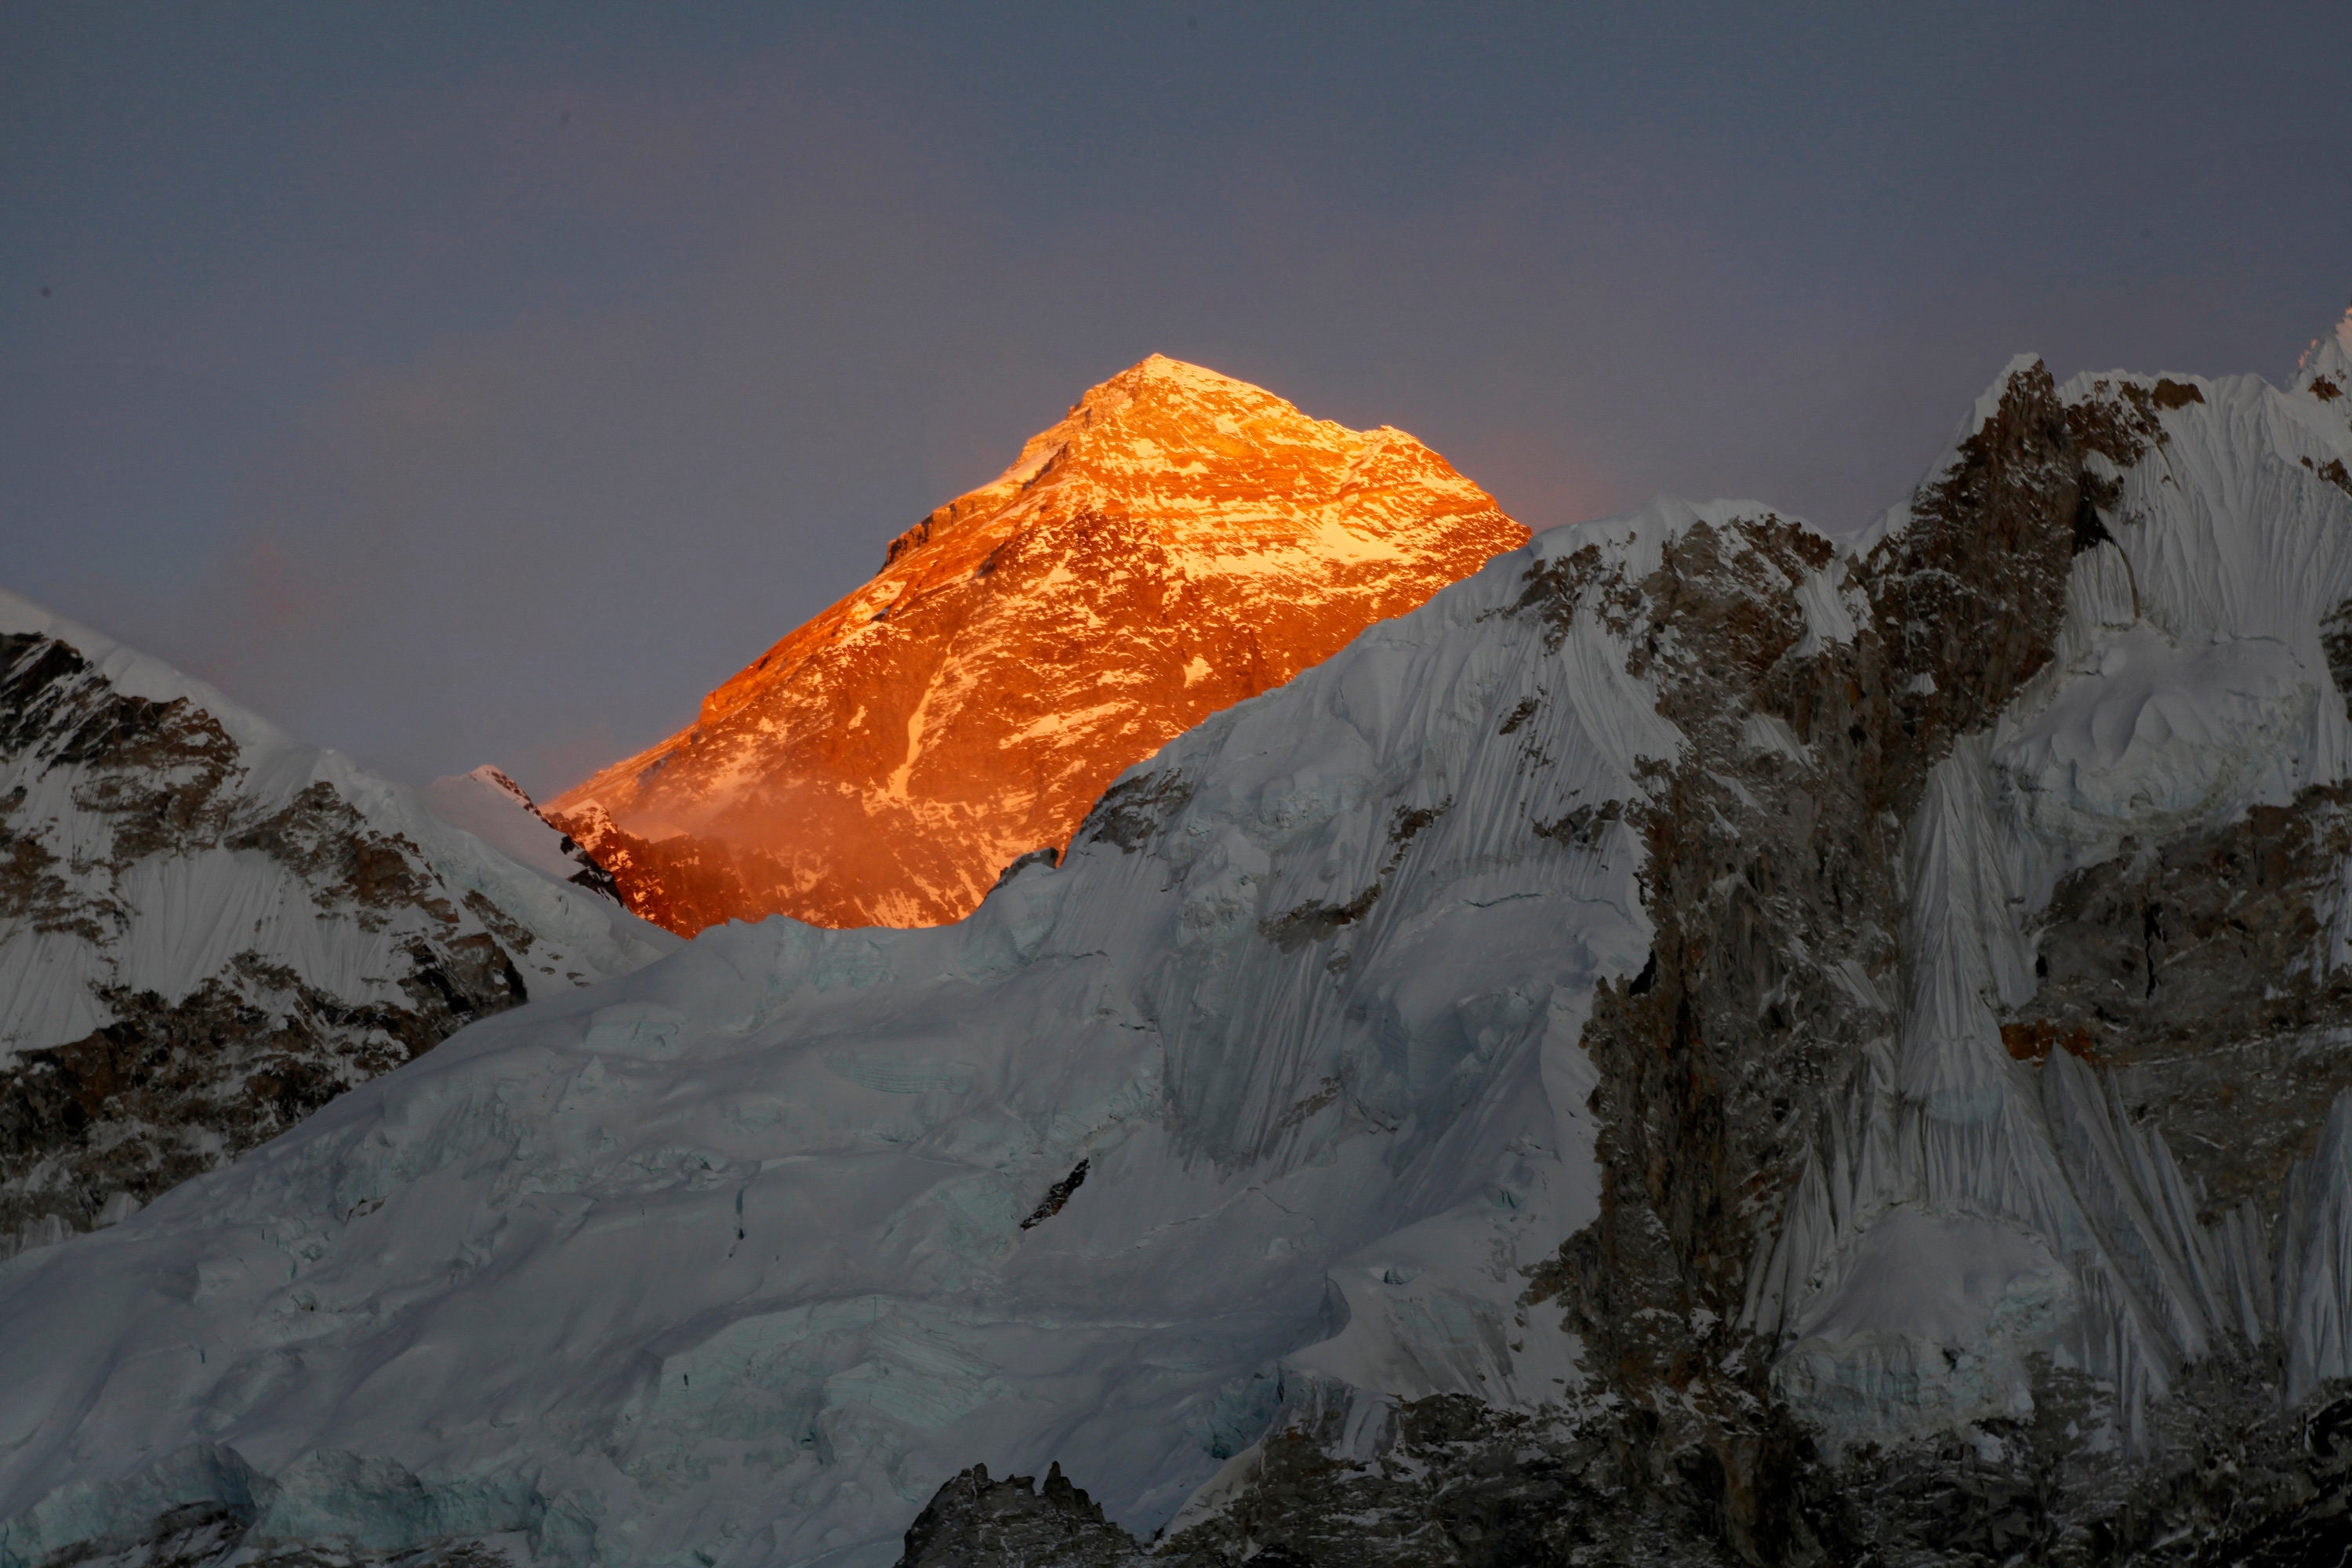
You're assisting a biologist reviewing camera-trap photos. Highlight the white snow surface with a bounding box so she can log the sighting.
[0,512,1692,1567]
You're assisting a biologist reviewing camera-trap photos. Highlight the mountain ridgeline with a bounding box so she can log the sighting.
[5,311,2352,1567]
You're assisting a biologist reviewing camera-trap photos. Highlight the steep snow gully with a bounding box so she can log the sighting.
[9,315,2352,1566]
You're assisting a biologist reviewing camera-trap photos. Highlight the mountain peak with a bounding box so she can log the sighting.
[1107,350,1246,394]
[1091,351,1269,402]
[549,362,1525,933]
[983,355,1351,499]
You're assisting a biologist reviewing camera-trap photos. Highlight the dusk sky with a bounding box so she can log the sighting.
[6,3,2348,793]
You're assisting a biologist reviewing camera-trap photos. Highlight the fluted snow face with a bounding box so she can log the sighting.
[1758,361,2352,1452]
[0,514,1676,1566]
[549,356,1527,935]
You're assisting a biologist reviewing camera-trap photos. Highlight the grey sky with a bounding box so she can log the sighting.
[5,3,2347,793]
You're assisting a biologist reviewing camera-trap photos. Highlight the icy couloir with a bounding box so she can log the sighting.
[11,310,2352,1566]
[0,595,676,1265]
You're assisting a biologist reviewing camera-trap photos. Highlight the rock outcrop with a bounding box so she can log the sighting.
[896,1463,1137,1568]
[550,355,1526,933]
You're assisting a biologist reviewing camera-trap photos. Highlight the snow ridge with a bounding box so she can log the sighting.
[0,514,1664,1566]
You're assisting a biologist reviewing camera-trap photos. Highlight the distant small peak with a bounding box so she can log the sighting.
[2294,296,2352,401]
[433,764,544,819]
[466,763,528,797]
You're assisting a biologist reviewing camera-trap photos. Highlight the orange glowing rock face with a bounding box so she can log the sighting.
[547,355,1528,935]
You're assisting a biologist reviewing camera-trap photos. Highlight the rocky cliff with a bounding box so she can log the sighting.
[549,355,1526,934]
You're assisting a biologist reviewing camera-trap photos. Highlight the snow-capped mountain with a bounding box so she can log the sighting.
[10,308,2352,1568]
[549,354,1527,935]
[0,594,676,1264]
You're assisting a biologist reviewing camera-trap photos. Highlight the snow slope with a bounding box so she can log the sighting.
[0,593,675,1260]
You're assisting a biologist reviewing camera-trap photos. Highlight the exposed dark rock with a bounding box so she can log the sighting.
[0,935,525,1247]
[2008,783,2352,1229]
[994,845,1063,890]
[1531,798,1621,847]
[1837,1364,2352,1567]
[1022,1159,1091,1229]
[1259,800,1449,951]
[0,809,111,941]
[1258,886,1381,950]
[226,783,446,932]
[1154,1395,1696,1566]
[897,1462,1139,1568]
[1082,771,1196,855]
